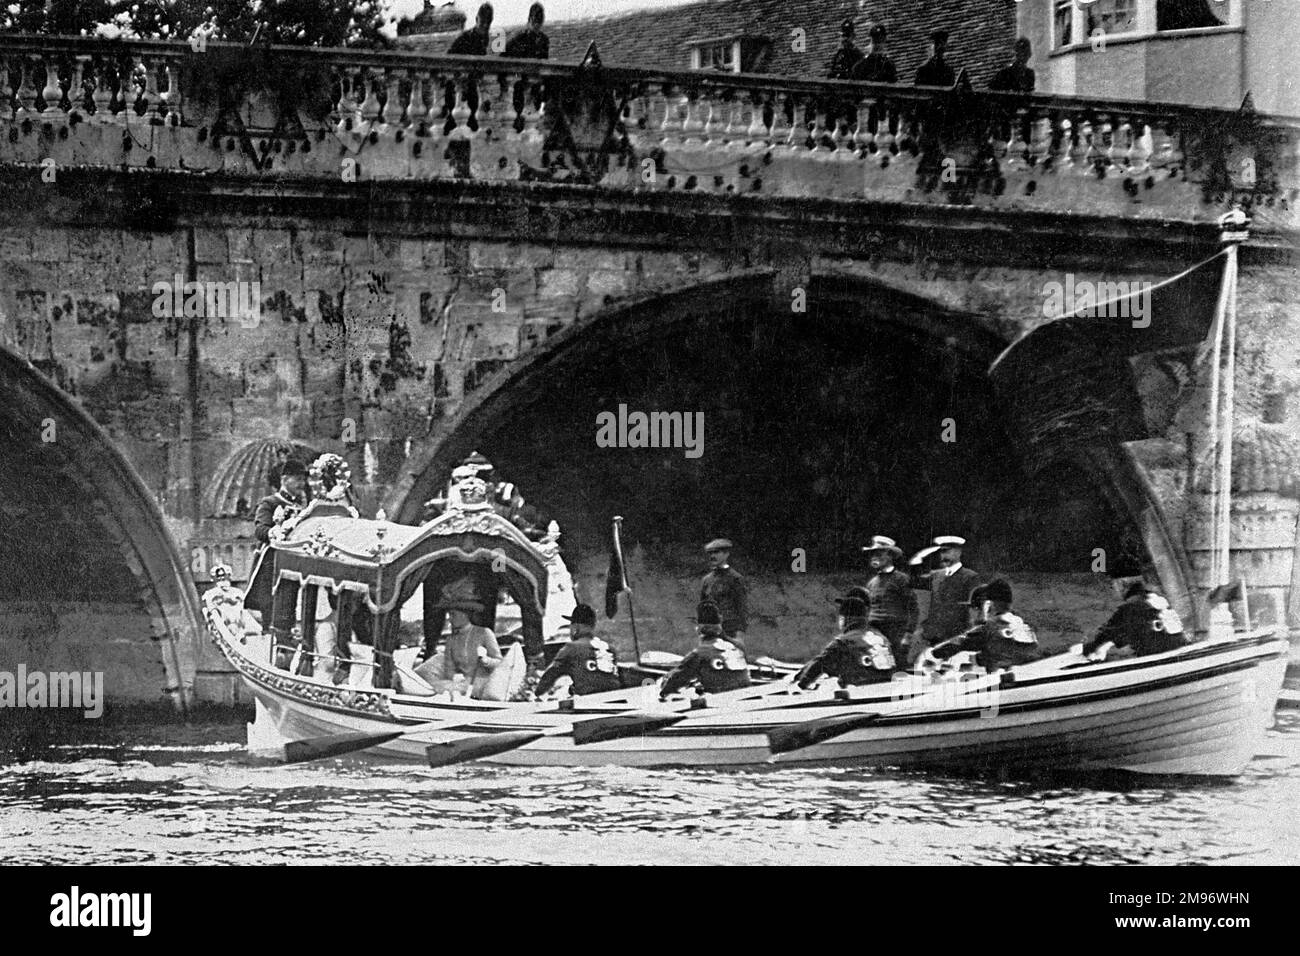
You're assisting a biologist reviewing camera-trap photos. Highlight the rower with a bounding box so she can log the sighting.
[533,603,621,698]
[925,578,1040,672]
[659,602,751,701]
[1083,581,1188,661]
[794,593,895,690]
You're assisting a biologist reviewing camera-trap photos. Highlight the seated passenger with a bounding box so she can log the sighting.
[438,604,504,696]
[533,604,621,698]
[659,602,751,701]
[794,593,895,689]
[1083,580,1189,661]
[928,578,1040,672]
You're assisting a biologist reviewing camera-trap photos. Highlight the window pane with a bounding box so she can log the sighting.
[1087,0,1138,35]
[1054,0,1074,47]
[1157,0,1230,31]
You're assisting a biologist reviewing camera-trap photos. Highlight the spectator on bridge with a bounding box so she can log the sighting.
[505,2,549,59]
[989,37,1036,93]
[444,2,495,133]
[825,18,863,79]
[914,29,956,87]
[850,24,897,83]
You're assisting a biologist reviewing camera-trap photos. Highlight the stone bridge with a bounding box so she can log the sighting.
[1,36,1297,705]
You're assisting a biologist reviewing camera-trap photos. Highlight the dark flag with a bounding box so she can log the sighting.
[605,516,630,619]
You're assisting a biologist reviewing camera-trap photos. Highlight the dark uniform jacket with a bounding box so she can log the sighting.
[931,611,1041,671]
[1083,595,1189,657]
[448,28,490,55]
[661,637,751,697]
[915,57,955,87]
[826,43,864,80]
[795,627,896,689]
[253,490,305,545]
[535,637,621,697]
[701,565,749,636]
[866,568,919,633]
[850,53,898,83]
[989,64,1035,92]
[504,29,549,59]
[913,565,981,643]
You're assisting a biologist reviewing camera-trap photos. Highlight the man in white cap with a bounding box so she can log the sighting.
[701,538,748,649]
[862,535,917,667]
[908,535,981,665]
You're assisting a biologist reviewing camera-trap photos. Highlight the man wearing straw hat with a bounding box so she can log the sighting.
[862,534,918,668]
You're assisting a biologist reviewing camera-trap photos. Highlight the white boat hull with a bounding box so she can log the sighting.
[209,609,1288,776]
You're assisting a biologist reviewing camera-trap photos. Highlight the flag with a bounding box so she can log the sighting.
[605,517,630,619]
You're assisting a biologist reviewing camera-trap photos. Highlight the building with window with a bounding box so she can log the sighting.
[1018,0,1299,112]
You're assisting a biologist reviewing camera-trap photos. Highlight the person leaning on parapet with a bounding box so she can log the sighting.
[989,36,1035,92]
[849,24,897,83]
[1082,580,1189,662]
[659,602,751,700]
[505,2,549,59]
[826,17,864,79]
[700,538,749,650]
[914,29,956,87]
[794,593,895,690]
[445,2,494,133]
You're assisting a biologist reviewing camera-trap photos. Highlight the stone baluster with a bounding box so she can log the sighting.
[659,88,680,143]
[1056,117,1075,171]
[141,58,161,123]
[448,77,473,139]
[1012,106,1032,163]
[874,99,896,157]
[808,104,829,156]
[1129,120,1152,175]
[681,94,704,144]
[160,58,181,125]
[1149,121,1177,174]
[767,92,789,149]
[745,92,766,146]
[407,70,429,135]
[91,58,114,122]
[335,68,360,135]
[359,70,382,131]
[698,96,718,145]
[1073,118,1094,173]
[787,97,807,152]
[1102,116,1123,174]
[520,78,543,144]
[68,56,89,121]
[15,57,38,121]
[1028,113,1053,167]
[382,70,404,129]
[854,101,872,154]
[721,95,742,146]
[39,54,65,121]
[0,57,11,121]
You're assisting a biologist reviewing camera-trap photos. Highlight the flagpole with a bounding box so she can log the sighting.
[613,515,642,665]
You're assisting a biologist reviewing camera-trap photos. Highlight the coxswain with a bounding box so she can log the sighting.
[862,535,918,668]
[914,29,956,87]
[927,578,1040,672]
[659,602,751,700]
[253,458,308,549]
[533,604,621,698]
[1083,581,1189,661]
[794,593,895,689]
[909,535,981,665]
[700,538,749,649]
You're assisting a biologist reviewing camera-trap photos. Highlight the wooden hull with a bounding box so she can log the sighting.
[210,610,1287,776]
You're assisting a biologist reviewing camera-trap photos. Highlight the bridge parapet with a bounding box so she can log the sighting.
[2,35,1297,229]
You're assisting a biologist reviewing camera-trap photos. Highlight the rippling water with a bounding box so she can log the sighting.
[3,712,1299,865]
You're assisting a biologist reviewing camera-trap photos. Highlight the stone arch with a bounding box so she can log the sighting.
[0,345,201,708]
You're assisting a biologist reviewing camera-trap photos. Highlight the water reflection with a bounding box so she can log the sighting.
[2,712,1298,865]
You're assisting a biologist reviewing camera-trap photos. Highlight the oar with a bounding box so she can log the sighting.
[259,682,661,765]
[766,671,1005,756]
[426,678,803,768]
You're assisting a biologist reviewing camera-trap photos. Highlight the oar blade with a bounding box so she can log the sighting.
[426,730,545,768]
[571,712,686,746]
[279,730,407,764]
[766,713,879,756]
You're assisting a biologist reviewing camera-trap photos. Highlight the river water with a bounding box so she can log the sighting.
[2,708,1299,865]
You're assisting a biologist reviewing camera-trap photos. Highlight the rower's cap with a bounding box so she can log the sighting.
[930,28,949,43]
[869,24,887,41]
[1123,579,1154,600]
[564,603,597,627]
[984,578,1014,605]
[695,601,723,625]
[963,584,988,607]
[933,535,966,548]
[862,535,902,556]
[704,538,734,553]
[835,595,869,619]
